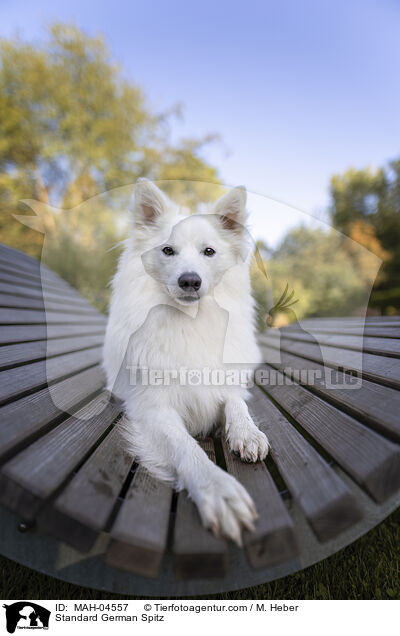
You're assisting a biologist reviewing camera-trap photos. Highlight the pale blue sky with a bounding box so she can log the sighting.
[1,0,399,246]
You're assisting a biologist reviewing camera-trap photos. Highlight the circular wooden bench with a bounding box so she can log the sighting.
[0,242,399,595]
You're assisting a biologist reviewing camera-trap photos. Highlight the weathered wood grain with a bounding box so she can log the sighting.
[265,348,400,443]
[106,466,173,578]
[287,325,400,339]
[0,243,42,264]
[38,425,132,552]
[0,391,120,519]
[0,270,44,290]
[248,387,363,541]
[0,335,104,370]
[222,438,299,567]
[300,316,400,325]
[172,438,228,579]
[0,243,57,273]
[0,346,103,404]
[0,246,87,297]
[276,329,400,358]
[260,333,400,389]
[0,281,92,308]
[0,291,101,315]
[0,261,68,288]
[0,270,82,297]
[0,245,62,283]
[0,266,93,304]
[259,365,400,502]
[0,308,106,325]
[0,324,105,345]
[0,365,105,462]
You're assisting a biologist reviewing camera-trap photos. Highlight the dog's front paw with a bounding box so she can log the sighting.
[195,468,258,546]
[227,416,270,463]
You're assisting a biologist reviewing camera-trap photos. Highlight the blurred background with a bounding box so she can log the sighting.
[0,0,399,326]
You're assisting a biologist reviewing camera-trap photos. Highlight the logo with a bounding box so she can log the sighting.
[2,603,50,633]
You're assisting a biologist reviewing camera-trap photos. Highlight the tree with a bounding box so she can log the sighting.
[329,161,400,314]
[0,23,220,266]
[251,225,381,329]
[329,167,387,234]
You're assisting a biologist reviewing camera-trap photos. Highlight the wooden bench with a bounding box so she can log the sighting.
[0,242,399,596]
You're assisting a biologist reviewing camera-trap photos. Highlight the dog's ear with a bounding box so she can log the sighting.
[213,186,247,232]
[134,179,167,226]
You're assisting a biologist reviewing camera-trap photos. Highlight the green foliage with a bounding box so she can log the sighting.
[251,225,378,329]
[275,226,371,315]
[39,192,129,313]
[1,22,398,320]
[0,23,220,288]
[329,161,400,314]
[330,167,387,233]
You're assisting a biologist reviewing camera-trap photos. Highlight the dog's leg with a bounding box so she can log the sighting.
[122,405,257,545]
[224,397,270,462]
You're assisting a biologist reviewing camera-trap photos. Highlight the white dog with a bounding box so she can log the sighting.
[103,180,269,545]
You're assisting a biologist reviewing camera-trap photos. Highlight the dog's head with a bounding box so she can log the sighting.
[133,180,250,306]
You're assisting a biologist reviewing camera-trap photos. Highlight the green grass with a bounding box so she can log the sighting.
[1,508,398,600]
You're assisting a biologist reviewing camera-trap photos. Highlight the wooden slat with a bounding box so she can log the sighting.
[39,273,90,299]
[222,438,299,567]
[0,247,60,273]
[0,324,105,345]
[46,324,105,338]
[278,330,400,358]
[0,248,86,295]
[0,268,93,304]
[106,466,173,578]
[0,308,106,325]
[0,243,42,265]
[0,292,100,315]
[0,243,47,266]
[0,281,92,308]
[301,316,400,324]
[0,391,120,520]
[0,271,43,290]
[0,365,105,462]
[0,245,61,281]
[172,438,228,579]
[289,326,400,339]
[266,349,400,443]
[0,270,80,296]
[0,261,67,288]
[260,365,400,502]
[297,319,400,330]
[0,335,104,371]
[260,333,400,389]
[0,261,63,289]
[0,292,45,309]
[0,346,102,405]
[248,387,363,541]
[38,425,132,552]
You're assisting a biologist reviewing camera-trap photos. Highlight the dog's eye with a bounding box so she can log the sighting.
[203,247,216,257]
[162,246,175,256]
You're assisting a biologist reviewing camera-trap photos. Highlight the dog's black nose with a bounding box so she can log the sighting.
[178,272,202,291]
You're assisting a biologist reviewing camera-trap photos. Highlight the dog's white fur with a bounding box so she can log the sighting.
[103,180,269,544]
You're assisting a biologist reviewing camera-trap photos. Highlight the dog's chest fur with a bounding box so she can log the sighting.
[130,298,228,369]
[103,246,260,436]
